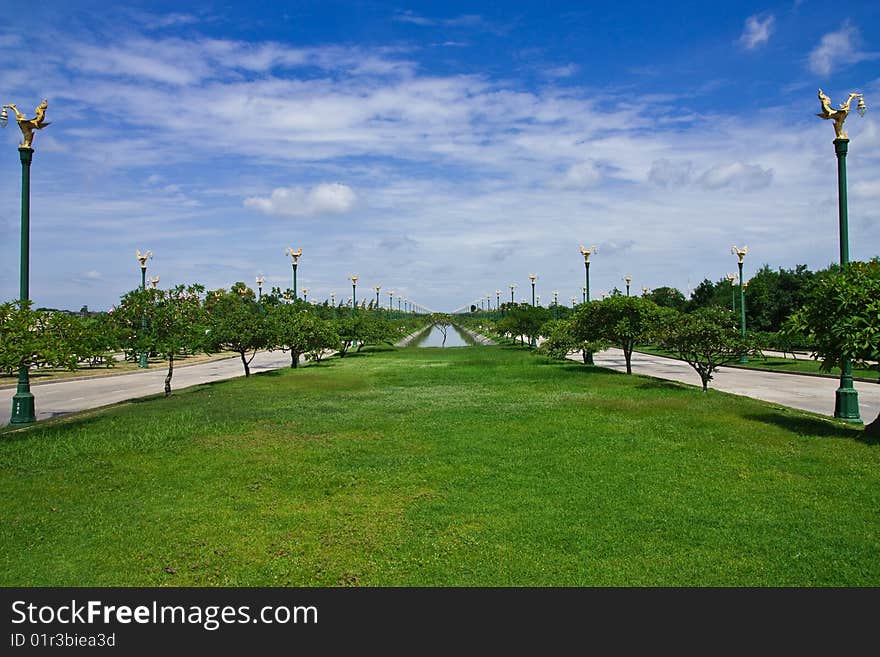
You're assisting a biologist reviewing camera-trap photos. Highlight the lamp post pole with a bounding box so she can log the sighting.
[302,288,308,302]
[528,274,537,348]
[375,285,381,308]
[579,245,596,303]
[2,100,51,424]
[10,147,34,422]
[256,276,264,301]
[285,247,302,299]
[136,250,152,369]
[815,89,867,423]
[726,273,736,313]
[553,291,558,319]
[731,246,749,364]
[509,284,516,304]
[350,275,358,315]
[624,275,632,297]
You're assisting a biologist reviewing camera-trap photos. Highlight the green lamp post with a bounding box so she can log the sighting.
[388,290,394,314]
[529,274,537,306]
[725,272,737,313]
[553,291,559,319]
[641,286,649,297]
[255,276,264,301]
[623,275,632,297]
[509,283,516,304]
[374,285,381,308]
[135,249,152,368]
[285,247,302,299]
[571,296,577,308]
[579,244,596,303]
[731,245,749,364]
[350,275,358,315]
[816,88,867,423]
[302,287,309,302]
[2,99,50,424]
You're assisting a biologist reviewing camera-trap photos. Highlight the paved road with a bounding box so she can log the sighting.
[0,351,294,425]
[583,348,880,422]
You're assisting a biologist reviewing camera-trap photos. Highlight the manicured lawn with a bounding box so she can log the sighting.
[1,345,878,586]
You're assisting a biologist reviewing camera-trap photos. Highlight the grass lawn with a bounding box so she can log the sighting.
[1,345,878,586]
[636,345,879,382]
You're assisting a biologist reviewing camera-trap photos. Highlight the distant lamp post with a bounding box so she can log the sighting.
[731,245,749,363]
[374,285,381,308]
[350,275,358,314]
[600,291,607,301]
[553,291,559,319]
[255,276,265,300]
[509,283,517,304]
[285,247,302,299]
[582,286,587,304]
[388,290,394,312]
[529,274,538,306]
[579,244,597,303]
[641,286,649,297]
[623,275,632,297]
[817,88,866,423]
[496,290,501,312]
[302,287,309,302]
[3,99,50,424]
[571,296,577,308]
[149,275,160,289]
[725,273,737,313]
[135,249,153,369]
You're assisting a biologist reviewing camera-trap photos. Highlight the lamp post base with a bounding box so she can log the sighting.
[10,390,36,425]
[834,385,862,424]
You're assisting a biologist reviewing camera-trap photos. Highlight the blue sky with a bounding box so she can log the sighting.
[0,1,878,312]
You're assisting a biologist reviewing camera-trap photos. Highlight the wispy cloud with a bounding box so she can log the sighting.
[393,11,485,28]
[809,21,879,75]
[738,14,775,49]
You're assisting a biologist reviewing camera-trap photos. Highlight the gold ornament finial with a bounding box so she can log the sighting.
[731,245,748,263]
[136,250,153,269]
[255,276,265,288]
[579,244,598,263]
[148,276,160,289]
[0,99,50,149]
[816,89,866,140]
[285,247,302,263]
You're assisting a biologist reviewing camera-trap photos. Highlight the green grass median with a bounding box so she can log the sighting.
[1,345,877,586]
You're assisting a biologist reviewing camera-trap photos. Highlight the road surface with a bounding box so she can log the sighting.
[0,351,293,425]
[584,348,879,422]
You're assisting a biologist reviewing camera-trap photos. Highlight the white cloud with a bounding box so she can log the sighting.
[809,22,879,75]
[699,162,773,191]
[648,159,694,187]
[83,270,102,280]
[545,64,578,78]
[558,161,603,189]
[738,14,775,49]
[244,183,357,217]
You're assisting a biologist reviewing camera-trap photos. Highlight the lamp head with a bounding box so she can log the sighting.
[857,95,867,117]
[529,274,537,283]
[0,106,7,128]
[136,249,153,268]
[624,275,632,284]
[731,245,748,263]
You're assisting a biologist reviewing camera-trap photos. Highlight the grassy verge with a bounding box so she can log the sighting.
[636,345,879,382]
[1,345,877,586]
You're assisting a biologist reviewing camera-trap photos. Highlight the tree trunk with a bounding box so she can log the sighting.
[240,351,250,377]
[164,354,174,397]
[291,350,298,368]
[582,350,587,364]
[701,376,709,392]
[624,343,632,374]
